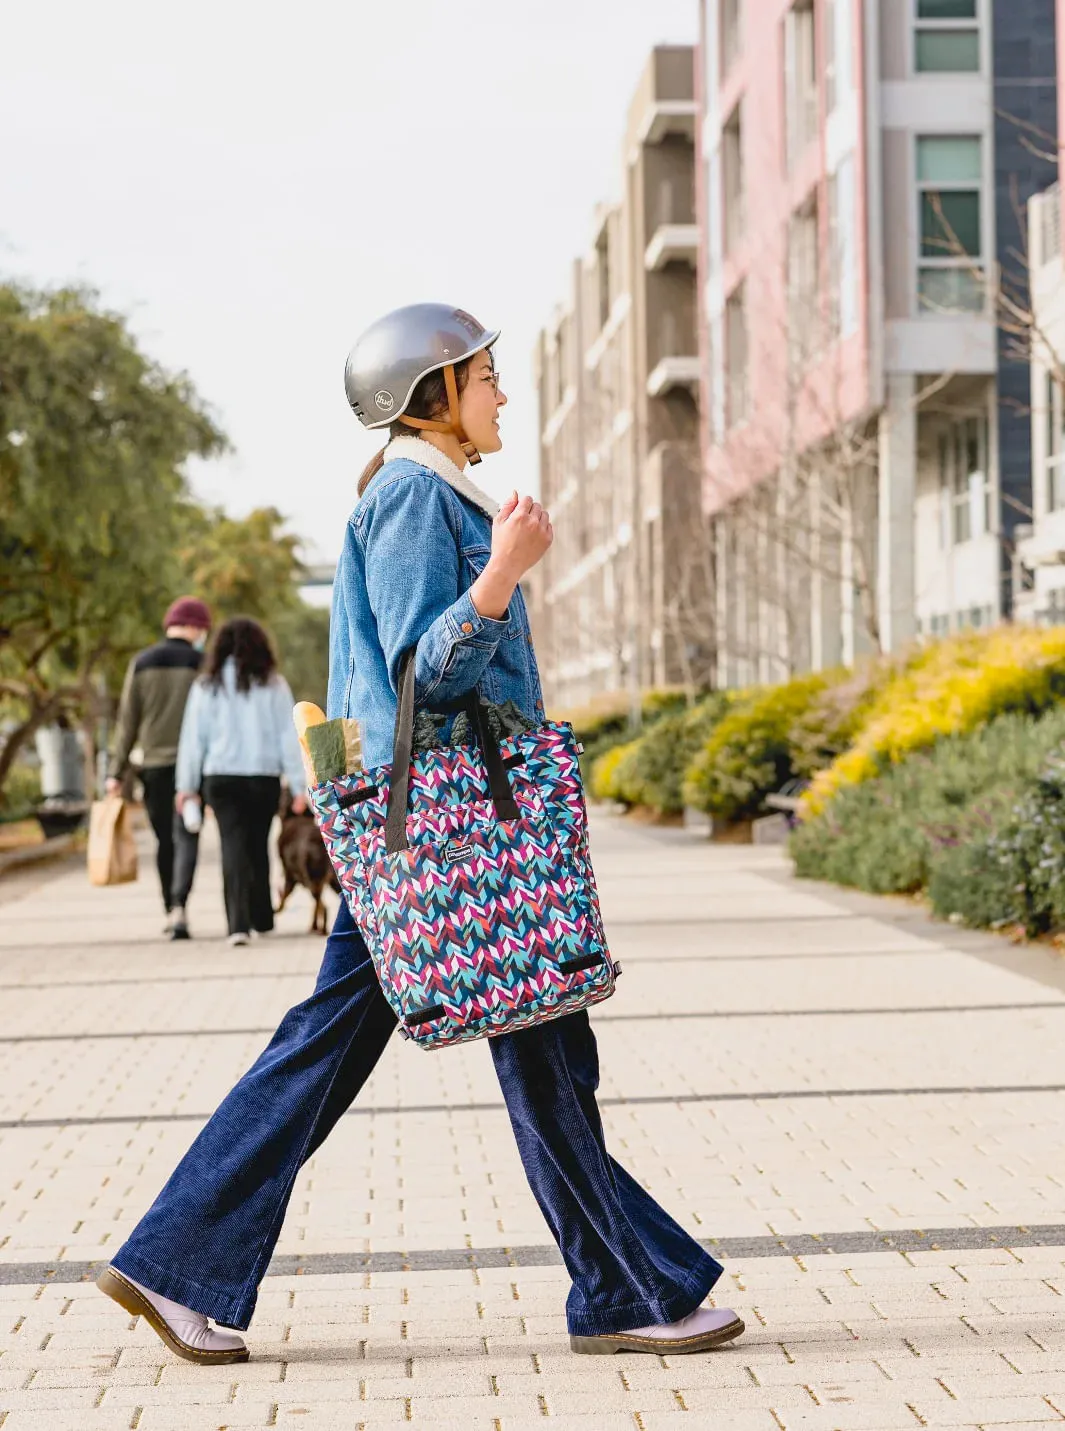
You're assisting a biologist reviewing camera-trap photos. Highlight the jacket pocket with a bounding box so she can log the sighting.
[462,545,521,640]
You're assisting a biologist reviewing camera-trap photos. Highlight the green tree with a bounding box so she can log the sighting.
[177,505,303,623]
[272,601,332,709]
[0,284,227,795]
[177,505,330,709]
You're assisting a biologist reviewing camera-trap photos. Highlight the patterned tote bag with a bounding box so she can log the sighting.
[308,649,617,1049]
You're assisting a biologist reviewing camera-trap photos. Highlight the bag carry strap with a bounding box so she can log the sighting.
[385,647,519,855]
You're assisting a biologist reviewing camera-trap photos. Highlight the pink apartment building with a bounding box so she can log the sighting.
[699,0,1058,683]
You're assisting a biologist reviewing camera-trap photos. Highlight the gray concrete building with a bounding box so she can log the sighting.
[530,47,710,713]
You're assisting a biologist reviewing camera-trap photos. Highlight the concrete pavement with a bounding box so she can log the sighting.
[2,810,1065,1429]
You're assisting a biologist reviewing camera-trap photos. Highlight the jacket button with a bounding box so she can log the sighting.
[461,622,473,634]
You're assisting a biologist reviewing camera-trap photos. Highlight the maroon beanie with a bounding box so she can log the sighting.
[163,596,212,632]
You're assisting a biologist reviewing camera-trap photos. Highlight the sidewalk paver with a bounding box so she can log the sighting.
[1,811,1065,1429]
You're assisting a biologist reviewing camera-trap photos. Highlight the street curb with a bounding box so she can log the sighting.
[0,834,78,880]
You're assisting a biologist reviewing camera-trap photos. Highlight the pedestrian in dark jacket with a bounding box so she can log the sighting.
[107,597,213,940]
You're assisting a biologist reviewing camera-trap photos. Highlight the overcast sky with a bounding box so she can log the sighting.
[3,0,696,565]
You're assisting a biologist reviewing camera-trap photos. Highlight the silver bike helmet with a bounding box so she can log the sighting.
[344,303,500,465]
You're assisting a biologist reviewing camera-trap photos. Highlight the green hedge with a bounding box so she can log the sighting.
[791,705,1065,899]
[570,688,694,779]
[0,763,41,823]
[588,694,733,813]
[625,695,734,814]
[683,674,830,822]
[929,758,1065,935]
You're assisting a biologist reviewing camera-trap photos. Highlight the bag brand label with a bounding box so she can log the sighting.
[446,840,474,863]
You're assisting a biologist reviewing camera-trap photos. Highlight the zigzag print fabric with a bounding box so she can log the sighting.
[310,721,615,1049]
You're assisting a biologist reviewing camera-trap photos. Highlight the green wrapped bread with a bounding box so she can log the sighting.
[303,718,363,785]
[296,700,537,787]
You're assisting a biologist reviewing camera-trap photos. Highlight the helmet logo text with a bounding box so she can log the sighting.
[374,390,395,413]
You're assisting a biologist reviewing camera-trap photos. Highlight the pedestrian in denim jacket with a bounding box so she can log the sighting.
[97,304,743,1363]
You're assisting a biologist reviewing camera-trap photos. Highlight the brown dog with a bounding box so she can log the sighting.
[276,794,341,935]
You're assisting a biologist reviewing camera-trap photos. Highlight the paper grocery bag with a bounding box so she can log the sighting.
[87,796,139,887]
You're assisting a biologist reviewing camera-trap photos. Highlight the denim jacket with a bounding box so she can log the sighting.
[328,438,545,770]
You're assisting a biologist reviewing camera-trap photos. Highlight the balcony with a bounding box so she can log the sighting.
[644,223,699,271]
[637,99,698,145]
[646,355,701,397]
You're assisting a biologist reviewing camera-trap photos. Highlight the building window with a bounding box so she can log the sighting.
[828,155,857,336]
[725,283,748,428]
[784,0,818,170]
[721,0,742,77]
[916,135,984,313]
[1043,587,1065,624]
[938,414,990,545]
[926,612,951,638]
[914,0,979,73]
[1045,371,1065,512]
[787,194,821,362]
[963,603,993,629]
[722,103,744,256]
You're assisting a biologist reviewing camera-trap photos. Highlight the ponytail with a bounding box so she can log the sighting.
[357,446,387,497]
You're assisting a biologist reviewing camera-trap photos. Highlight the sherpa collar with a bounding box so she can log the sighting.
[383,435,499,521]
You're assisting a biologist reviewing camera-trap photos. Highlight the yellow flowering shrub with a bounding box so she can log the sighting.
[590,738,645,804]
[800,625,1065,817]
[558,688,693,780]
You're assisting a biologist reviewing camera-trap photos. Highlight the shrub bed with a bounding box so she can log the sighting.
[683,673,831,822]
[791,704,1065,901]
[590,738,644,804]
[801,626,1065,818]
[0,762,42,823]
[929,757,1065,935]
[619,694,732,815]
[555,689,692,776]
[583,627,1065,930]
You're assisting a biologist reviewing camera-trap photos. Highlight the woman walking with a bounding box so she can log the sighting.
[96,305,743,1362]
[175,617,306,946]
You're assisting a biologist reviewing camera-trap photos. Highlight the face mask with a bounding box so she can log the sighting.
[193,632,209,652]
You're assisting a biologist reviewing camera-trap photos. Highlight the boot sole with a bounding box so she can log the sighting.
[96,1266,250,1365]
[570,1315,745,1356]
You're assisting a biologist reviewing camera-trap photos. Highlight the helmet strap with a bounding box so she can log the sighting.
[399,363,482,466]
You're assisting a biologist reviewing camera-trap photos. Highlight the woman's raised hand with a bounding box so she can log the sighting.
[491,491,553,581]
[469,492,554,622]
